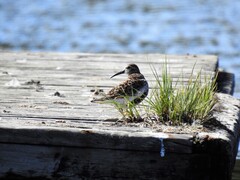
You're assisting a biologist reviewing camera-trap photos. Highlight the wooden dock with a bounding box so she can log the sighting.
[0,52,239,180]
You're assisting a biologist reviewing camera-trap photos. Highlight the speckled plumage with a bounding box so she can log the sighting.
[91,64,148,105]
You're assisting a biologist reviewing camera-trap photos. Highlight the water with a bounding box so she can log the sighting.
[0,0,239,178]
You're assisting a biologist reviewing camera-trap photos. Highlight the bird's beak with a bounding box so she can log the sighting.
[110,70,125,79]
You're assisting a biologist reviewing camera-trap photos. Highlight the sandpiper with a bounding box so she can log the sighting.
[91,64,149,106]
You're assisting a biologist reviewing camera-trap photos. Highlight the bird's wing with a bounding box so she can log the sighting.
[107,78,147,99]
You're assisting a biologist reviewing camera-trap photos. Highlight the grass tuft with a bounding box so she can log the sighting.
[146,63,216,125]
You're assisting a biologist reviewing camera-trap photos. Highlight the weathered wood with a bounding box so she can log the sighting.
[0,52,239,179]
[196,93,240,180]
[0,52,218,121]
[0,143,211,180]
[216,71,235,95]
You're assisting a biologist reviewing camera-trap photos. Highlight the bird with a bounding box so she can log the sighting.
[91,64,149,106]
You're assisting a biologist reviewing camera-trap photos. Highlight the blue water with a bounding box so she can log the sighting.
[0,0,239,97]
[0,0,239,178]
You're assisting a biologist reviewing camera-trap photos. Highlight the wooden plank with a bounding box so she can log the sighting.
[0,143,211,180]
[0,116,193,154]
[0,53,223,149]
[0,52,218,122]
